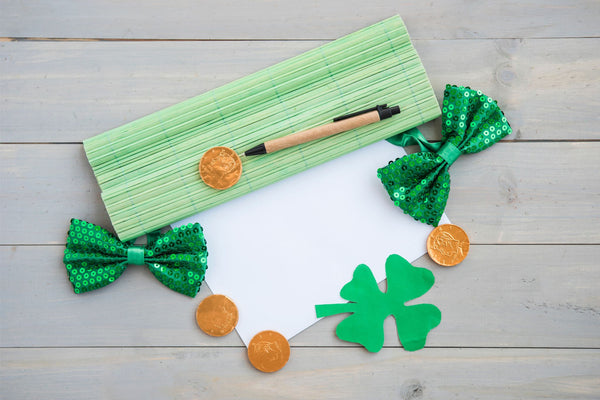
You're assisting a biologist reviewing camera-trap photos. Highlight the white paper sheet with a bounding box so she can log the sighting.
[174,140,449,345]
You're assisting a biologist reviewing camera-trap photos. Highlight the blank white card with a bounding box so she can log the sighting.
[174,140,449,345]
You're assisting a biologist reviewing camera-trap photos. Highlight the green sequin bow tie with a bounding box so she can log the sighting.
[63,219,208,297]
[377,84,512,226]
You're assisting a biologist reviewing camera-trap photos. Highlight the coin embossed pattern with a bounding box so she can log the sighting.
[195,294,239,337]
[247,330,291,373]
[199,146,242,190]
[427,224,470,266]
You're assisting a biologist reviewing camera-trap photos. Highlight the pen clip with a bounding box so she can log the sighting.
[333,104,400,122]
[333,105,388,122]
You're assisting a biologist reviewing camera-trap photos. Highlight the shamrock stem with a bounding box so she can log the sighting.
[315,302,357,318]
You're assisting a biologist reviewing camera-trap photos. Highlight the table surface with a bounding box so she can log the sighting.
[1,1,599,399]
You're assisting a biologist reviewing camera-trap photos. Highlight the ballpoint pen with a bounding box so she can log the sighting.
[244,104,401,156]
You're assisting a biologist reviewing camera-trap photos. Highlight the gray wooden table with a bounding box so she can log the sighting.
[1,1,599,398]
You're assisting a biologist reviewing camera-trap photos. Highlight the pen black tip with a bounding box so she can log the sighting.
[244,143,267,156]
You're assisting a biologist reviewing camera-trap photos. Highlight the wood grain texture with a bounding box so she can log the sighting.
[2,348,599,400]
[1,0,599,40]
[1,143,599,245]
[1,245,598,348]
[2,39,599,142]
[2,1,599,398]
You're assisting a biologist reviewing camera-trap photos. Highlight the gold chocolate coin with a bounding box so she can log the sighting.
[427,224,470,267]
[195,294,239,337]
[247,330,290,373]
[199,146,242,190]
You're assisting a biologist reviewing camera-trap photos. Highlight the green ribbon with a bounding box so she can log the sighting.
[127,247,146,265]
[378,84,512,226]
[63,219,208,297]
[437,142,461,166]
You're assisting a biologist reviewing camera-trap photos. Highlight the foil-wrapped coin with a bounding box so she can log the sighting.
[427,224,470,266]
[247,330,290,373]
[199,146,242,190]
[195,294,239,337]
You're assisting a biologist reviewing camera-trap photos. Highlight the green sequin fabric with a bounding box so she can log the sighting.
[63,219,208,297]
[377,84,512,226]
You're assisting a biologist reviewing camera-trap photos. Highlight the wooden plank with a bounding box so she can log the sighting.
[1,348,599,399]
[1,39,599,143]
[1,143,599,245]
[0,144,110,244]
[446,142,600,244]
[1,1,599,40]
[2,245,598,348]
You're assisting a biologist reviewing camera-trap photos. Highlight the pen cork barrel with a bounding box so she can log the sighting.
[266,110,381,153]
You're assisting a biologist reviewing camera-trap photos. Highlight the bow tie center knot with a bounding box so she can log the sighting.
[127,246,146,265]
[437,141,461,166]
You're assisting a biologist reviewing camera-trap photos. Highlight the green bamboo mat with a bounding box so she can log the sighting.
[84,15,441,241]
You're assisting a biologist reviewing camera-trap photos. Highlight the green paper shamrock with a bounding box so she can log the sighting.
[315,254,441,352]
